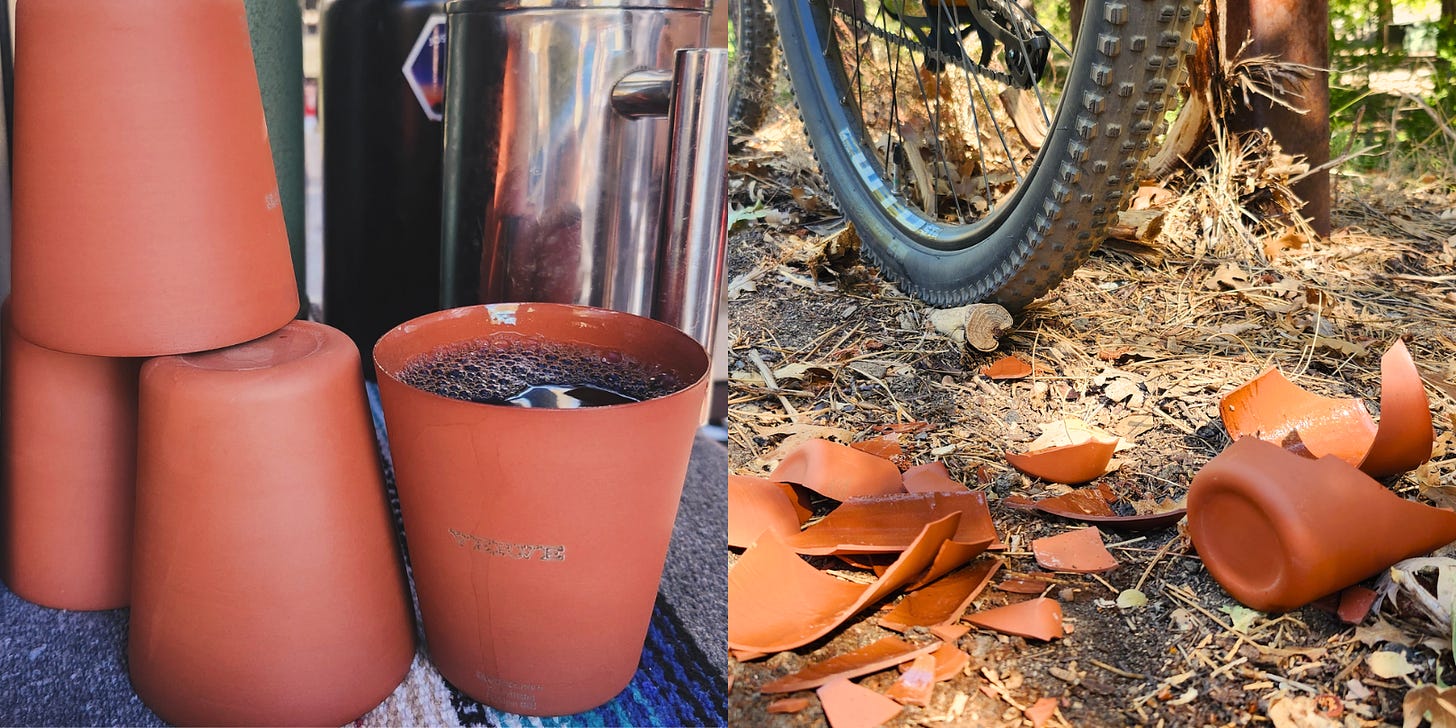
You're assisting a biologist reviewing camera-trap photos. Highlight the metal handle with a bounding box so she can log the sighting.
[649,49,729,362]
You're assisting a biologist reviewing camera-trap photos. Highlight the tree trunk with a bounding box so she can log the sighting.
[1221,0,1331,237]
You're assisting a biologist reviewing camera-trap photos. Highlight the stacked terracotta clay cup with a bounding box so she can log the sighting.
[1,0,415,724]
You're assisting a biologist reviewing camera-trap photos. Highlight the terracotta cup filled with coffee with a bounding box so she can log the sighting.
[373,303,709,716]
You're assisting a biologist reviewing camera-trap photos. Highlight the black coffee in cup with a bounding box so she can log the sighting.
[399,334,681,408]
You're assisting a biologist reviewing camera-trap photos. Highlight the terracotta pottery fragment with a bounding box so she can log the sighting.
[817,678,903,728]
[760,636,939,693]
[1188,437,1456,612]
[850,434,905,463]
[771,438,905,500]
[1031,488,1188,531]
[729,514,962,653]
[783,491,997,556]
[1005,438,1118,485]
[1337,586,1378,625]
[879,558,1003,632]
[729,475,806,549]
[732,648,769,662]
[981,355,1035,380]
[902,461,969,493]
[924,643,971,681]
[965,597,1065,641]
[997,574,1057,594]
[928,624,970,642]
[885,654,936,706]
[1033,527,1120,573]
[1357,340,1435,478]
[766,697,811,714]
[1025,697,1060,728]
[1219,340,1433,478]
[910,537,992,590]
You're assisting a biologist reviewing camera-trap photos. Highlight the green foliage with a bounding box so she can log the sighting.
[1326,0,1456,179]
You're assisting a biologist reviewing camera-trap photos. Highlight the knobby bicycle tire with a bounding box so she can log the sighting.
[729,0,779,136]
[774,0,1203,309]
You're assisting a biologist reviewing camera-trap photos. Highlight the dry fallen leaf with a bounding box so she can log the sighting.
[1117,589,1148,609]
[1367,650,1417,679]
[1354,618,1417,648]
[1103,378,1145,408]
[1403,684,1456,728]
[772,362,835,383]
[1264,227,1310,260]
[1268,695,1341,728]
[1206,262,1251,291]
[1221,604,1263,632]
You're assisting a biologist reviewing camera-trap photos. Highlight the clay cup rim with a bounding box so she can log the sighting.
[372,303,710,410]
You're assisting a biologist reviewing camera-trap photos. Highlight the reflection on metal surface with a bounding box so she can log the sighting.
[441,4,709,319]
[652,48,729,357]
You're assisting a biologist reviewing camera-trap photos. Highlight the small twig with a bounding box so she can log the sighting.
[1088,573,1119,595]
[1163,585,1235,632]
[1134,537,1179,593]
[747,348,798,415]
[1104,536,1148,550]
[1208,656,1250,680]
[1089,659,1146,680]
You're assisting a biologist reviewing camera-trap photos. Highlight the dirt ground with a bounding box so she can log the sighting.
[725,107,1456,726]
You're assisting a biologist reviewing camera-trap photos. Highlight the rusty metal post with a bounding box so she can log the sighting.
[1221,0,1331,237]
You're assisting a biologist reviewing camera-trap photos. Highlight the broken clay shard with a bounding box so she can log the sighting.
[1033,527,1119,573]
[928,623,970,642]
[782,491,997,556]
[879,558,1002,632]
[1219,366,1374,464]
[759,636,940,693]
[996,574,1056,594]
[817,678,903,728]
[923,643,970,682]
[1024,697,1060,728]
[1005,439,1118,485]
[728,475,806,549]
[1357,340,1434,479]
[766,697,811,714]
[1188,437,1456,613]
[728,513,962,653]
[902,461,969,493]
[850,435,905,463]
[980,355,1035,380]
[1337,586,1378,625]
[885,654,936,706]
[965,597,1064,640]
[1031,488,1188,531]
[770,438,904,501]
[1219,340,1432,478]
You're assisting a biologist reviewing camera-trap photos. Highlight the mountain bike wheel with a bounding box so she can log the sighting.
[729,0,778,136]
[774,0,1202,309]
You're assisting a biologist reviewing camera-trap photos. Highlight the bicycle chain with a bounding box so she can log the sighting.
[828,4,1019,87]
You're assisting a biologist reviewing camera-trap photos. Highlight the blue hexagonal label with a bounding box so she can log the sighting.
[402,14,448,122]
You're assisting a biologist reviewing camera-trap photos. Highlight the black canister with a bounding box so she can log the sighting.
[320,0,447,356]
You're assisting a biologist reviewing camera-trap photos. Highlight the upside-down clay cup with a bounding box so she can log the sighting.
[0,304,139,610]
[1188,437,1456,613]
[11,0,298,356]
[129,321,414,726]
[374,303,710,716]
